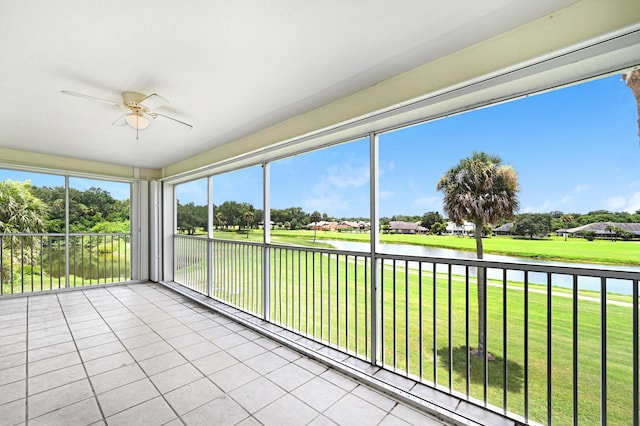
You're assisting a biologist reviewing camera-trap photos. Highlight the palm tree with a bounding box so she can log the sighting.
[604,224,616,241]
[310,211,321,243]
[0,180,48,233]
[243,211,254,238]
[561,214,575,241]
[623,69,640,140]
[215,212,224,230]
[437,152,519,358]
[0,180,48,283]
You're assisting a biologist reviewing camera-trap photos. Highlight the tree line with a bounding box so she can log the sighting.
[176,198,640,236]
[0,180,130,234]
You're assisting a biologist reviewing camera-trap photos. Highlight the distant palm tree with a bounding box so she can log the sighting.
[310,211,321,243]
[437,152,519,358]
[560,214,575,241]
[215,212,224,230]
[604,224,615,241]
[244,211,254,238]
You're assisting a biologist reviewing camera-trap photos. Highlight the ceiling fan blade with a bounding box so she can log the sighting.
[139,93,168,111]
[111,113,128,127]
[61,90,121,108]
[149,113,193,129]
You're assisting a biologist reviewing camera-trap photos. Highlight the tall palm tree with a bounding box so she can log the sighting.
[243,211,254,238]
[310,211,321,243]
[623,69,640,140]
[437,152,519,358]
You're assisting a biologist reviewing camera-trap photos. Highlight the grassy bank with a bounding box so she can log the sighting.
[208,229,640,266]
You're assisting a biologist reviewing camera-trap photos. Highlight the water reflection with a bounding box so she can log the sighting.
[325,240,640,295]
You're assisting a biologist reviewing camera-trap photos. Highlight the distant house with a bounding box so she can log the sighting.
[494,222,514,235]
[340,220,370,231]
[445,221,475,235]
[565,222,640,238]
[307,221,338,231]
[388,221,427,234]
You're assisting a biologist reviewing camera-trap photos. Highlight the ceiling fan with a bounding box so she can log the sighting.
[61,90,193,139]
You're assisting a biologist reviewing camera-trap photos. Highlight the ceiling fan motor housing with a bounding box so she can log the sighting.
[122,91,149,113]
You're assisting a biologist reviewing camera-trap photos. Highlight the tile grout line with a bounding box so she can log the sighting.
[132,284,380,425]
[145,286,342,422]
[108,284,252,424]
[54,292,108,424]
[115,284,313,424]
[13,284,436,426]
[95,285,201,425]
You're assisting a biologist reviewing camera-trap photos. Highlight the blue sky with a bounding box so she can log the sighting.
[177,74,640,218]
[3,74,640,218]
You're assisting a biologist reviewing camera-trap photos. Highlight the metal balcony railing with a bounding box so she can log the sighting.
[174,234,639,425]
[0,233,131,295]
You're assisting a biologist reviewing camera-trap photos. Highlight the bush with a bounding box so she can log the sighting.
[581,230,596,241]
[619,230,634,241]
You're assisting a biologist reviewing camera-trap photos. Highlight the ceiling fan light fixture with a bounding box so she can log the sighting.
[125,113,149,129]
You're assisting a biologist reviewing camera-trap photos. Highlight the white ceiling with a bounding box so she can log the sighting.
[0,0,581,170]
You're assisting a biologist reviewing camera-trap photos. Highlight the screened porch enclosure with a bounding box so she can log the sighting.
[1,2,639,423]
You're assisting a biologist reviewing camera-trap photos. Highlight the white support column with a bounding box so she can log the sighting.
[161,182,176,282]
[131,179,150,281]
[149,180,161,282]
[369,132,381,365]
[262,162,271,321]
[207,176,213,297]
[64,175,70,287]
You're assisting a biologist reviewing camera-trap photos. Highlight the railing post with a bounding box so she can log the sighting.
[173,233,177,282]
[262,162,271,320]
[64,176,70,287]
[634,279,639,426]
[600,277,607,426]
[207,177,213,297]
[369,132,381,365]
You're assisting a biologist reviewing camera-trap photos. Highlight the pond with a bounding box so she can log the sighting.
[325,240,640,295]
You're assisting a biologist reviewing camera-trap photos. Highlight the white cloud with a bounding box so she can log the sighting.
[302,162,369,214]
[574,184,590,193]
[607,192,640,213]
[606,196,627,210]
[561,195,573,204]
[411,196,440,209]
[304,193,350,213]
[522,200,554,213]
[628,193,640,213]
[379,190,394,200]
[327,164,369,189]
[176,182,207,204]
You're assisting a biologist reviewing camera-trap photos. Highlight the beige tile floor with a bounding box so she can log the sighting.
[0,283,449,425]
